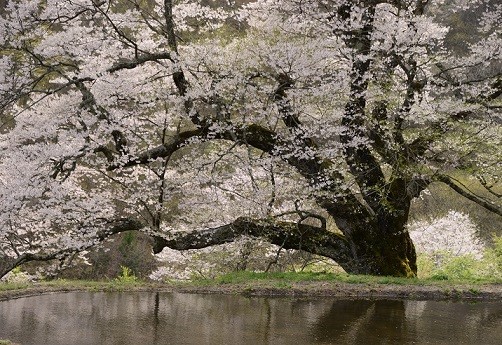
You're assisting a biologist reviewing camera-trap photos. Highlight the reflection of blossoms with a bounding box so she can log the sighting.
[408,211,485,259]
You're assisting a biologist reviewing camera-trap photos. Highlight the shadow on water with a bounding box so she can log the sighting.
[312,299,502,345]
[0,292,500,345]
[311,300,412,344]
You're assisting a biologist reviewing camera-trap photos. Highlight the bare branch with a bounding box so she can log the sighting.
[437,175,502,217]
[107,52,173,73]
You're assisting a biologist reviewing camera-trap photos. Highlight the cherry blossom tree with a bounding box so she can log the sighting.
[0,0,500,278]
[409,210,485,258]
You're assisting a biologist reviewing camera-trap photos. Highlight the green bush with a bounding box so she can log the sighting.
[417,235,502,282]
[478,235,502,280]
[114,266,138,283]
[442,255,479,280]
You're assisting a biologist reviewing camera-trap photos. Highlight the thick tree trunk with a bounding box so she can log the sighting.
[340,223,417,277]
[316,179,417,277]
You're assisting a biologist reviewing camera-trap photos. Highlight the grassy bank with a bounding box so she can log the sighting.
[206,271,501,285]
[1,272,501,301]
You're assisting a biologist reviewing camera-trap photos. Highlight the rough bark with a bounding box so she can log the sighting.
[152,217,355,271]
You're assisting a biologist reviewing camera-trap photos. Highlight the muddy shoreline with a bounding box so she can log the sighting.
[1,281,501,301]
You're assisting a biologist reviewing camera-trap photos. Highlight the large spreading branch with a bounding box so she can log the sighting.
[106,120,371,225]
[0,216,355,279]
[152,217,354,272]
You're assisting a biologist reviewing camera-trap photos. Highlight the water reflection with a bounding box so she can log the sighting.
[312,300,412,344]
[0,292,500,345]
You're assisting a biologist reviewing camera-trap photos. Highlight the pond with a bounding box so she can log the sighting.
[0,292,501,345]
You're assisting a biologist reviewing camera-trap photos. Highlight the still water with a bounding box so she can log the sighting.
[0,292,501,345]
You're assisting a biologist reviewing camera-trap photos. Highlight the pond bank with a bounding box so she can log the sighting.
[1,279,501,301]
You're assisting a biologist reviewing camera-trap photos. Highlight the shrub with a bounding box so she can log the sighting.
[410,211,501,281]
[114,266,138,283]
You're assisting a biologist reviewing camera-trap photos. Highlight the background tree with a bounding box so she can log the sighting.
[0,0,500,278]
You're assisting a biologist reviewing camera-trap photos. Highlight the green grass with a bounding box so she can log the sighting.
[0,340,14,345]
[0,282,29,292]
[199,271,499,286]
[0,278,148,295]
[1,271,499,299]
[214,271,336,284]
[39,278,146,291]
